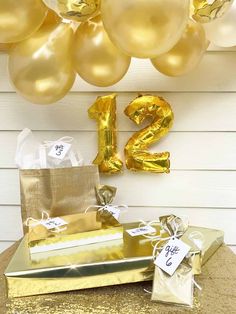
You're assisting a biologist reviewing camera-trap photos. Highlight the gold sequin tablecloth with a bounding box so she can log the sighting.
[0,243,236,314]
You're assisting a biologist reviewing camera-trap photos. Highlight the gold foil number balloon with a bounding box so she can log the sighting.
[43,0,100,22]
[204,0,236,47]
[74,16,131,87]
[8,23,76,105]
[124,95,174,173]
[0,0,48,43]
[192,0,233,23]
[101,0,190,58]
[88,94,123,174]
[151,21,207,77]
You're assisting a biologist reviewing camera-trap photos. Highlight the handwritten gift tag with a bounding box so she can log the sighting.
[155,237,190,276]
[48,141,72,160]
[40,217,68,230]
[126,225,156,237]
[104,206,121,221]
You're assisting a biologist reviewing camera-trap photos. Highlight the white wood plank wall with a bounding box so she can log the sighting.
[0,47,236,253]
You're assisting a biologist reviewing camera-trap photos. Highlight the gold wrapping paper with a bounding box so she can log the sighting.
[20,165,100,233]
[124,95,174,173]
[5,234,153,298]
[28,211,102,248]
[192,0,233,23]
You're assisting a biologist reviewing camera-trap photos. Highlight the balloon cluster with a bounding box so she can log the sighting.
[0,0,236,105]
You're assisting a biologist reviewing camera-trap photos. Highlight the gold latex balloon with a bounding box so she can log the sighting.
[43,0,100,22]
[124,95,174,173]
[74,16,131,87]
[8,22,76,105]
[88,94,123,174]
[43,9,62,26]
[0,43,12,53]
[151,21,207,77]
[101,0,190,58]
[0,0,48,43]
[192,0,233,23]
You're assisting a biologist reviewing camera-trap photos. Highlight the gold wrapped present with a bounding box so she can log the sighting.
[5,233,153,298]
[4,222,224,298]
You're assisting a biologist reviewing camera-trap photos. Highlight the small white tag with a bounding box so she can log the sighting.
[48,141,71,160]
[126,225,156,237]
[40,217,68,230]
[104,206,120,221]
[155,237,190,276]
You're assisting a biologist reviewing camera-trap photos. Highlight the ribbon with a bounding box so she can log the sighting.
[25,211,67,233]
[85,204,128,216]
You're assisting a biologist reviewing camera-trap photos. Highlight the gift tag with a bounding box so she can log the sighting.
[48,141,72,160]
[40,217,68,230]
[104,205,121,220]
[126,225,156,237]
[155,237,190,276]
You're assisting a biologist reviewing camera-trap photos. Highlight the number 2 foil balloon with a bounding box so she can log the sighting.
[124,95,174,173]
[0,0,48,43]
[43,0,100,22]
[192,0,234,23]
[8,22,76,105]
[101,0,190,58]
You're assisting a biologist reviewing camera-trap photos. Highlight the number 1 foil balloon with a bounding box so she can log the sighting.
[204,0,236,47]
[88,94,123,174]
[192,0,234,23]
[43,0,100,22]
[74,15,131,87]
[0,0,48,43]
[101,0,190,58]
[124,95,174,173]
[151,21,207,77]
[8,22,76,105]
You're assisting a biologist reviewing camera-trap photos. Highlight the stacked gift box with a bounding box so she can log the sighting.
[4,129,224,308]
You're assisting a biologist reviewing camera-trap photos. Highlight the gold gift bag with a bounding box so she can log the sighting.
[20,165,100,233]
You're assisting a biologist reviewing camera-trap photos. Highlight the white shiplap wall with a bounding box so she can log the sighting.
[0,47,236,253]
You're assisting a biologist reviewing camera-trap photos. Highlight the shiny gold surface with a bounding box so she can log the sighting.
[8,22,76,105]
[0,0,47,43]
[192,0,233,23]
[203,1,236,47]
[28,211,102,246]
[20,165,100,233]
[151,21,207,77]
[1,244,236,313]
[44,0,100,22]
[101,0,190,58]
[88,94,123,173]
[74,16,131,87]
[124,95,174,173]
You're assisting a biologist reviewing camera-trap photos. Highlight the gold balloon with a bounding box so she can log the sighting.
[74,16,131,87]
[43,0,100,22]
[151,21,207,77]
[0,0,48,43]
[192,0,233,23]
[0,43,12,53]
[88,94,123,174]
[43,9,62,26]
[8,23,76,105]
[124,95,174,173]
[101,0,190,58]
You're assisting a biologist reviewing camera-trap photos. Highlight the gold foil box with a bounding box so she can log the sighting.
[5,224,224,298]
